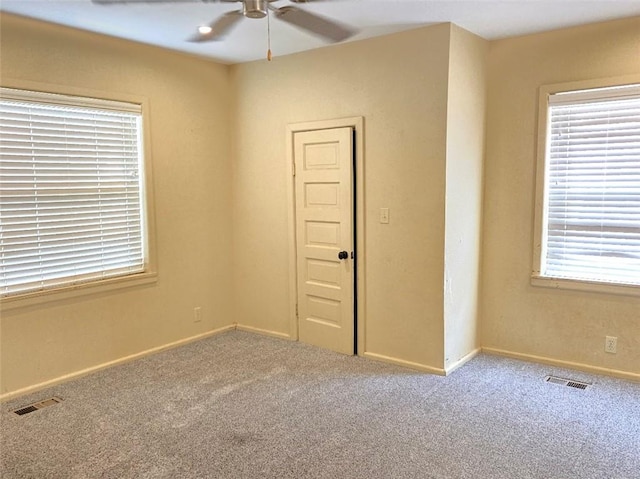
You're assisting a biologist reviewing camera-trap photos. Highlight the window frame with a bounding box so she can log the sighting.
[0,80,157,311]
[532,75,640,297]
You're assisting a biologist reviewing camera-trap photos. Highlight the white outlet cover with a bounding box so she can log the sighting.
[605,336,617,353]
[380,208,389,224]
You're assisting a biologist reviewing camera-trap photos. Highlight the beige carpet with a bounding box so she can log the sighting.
[2,330,639,478]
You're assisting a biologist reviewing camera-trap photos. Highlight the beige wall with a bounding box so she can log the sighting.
[443,26,488,370]
[231,25,453,370]
[482,17,640,376]
[2,12,638,397]
[0,14,234,395]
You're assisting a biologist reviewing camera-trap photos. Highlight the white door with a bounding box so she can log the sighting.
[294,127,354,355]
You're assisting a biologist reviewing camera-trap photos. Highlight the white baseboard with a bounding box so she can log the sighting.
[482,347,640,383]
[13,327,634,404]
[0,325,236,403]
[235,323,291,340]
[445,348,481,376]
[363,351,446,375]
[238,327,445,376]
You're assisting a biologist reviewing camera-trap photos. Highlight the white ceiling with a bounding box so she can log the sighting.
[2,0,640,64]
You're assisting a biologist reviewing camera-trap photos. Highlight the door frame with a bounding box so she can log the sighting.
[286,117,365,356]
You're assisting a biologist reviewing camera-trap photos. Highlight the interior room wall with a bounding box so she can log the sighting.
[482,16,640,377]
[3,12,638,398]
[0,14,235,397]
[230,24,453,371]
[443,26,488,371]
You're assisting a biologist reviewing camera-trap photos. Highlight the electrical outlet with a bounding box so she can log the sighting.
[605,336,617,354]
[380,208,389,224]
[193,307,202,323]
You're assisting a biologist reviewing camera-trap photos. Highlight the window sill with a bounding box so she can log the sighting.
[531,275,640,297]
[0,272,158,312]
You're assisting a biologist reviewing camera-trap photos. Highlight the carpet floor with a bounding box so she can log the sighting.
[1,330,639,479]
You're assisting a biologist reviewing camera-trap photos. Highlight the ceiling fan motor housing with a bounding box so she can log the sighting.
[243,0,268,19]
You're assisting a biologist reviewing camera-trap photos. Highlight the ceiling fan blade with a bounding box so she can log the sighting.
[188,10,244,42]
[273,6,356,43]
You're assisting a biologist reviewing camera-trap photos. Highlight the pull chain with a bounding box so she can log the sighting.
[267,8,272,61]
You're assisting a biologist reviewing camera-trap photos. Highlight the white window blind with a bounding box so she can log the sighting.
[542,84,640,286]
[0,88,146,297]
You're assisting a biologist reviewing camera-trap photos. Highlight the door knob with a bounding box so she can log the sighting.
[338,251,348,260]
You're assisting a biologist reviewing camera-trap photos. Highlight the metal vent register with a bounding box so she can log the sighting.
[545,375,590,390]
[13,397,63,416]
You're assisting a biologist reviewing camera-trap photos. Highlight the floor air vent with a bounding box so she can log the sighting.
[545,375,590,390]
[13,397,63,416]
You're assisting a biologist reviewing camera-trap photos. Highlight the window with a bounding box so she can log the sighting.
[0,87,153,300]
[533,81,640,293]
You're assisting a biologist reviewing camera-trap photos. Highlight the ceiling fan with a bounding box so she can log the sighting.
[93,0,358,44]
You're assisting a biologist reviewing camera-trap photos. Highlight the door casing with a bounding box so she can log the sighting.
[286,117,365,356]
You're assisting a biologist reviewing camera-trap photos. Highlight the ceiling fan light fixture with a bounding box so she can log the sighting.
[243,0,268,19]
[93,0,357,48]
